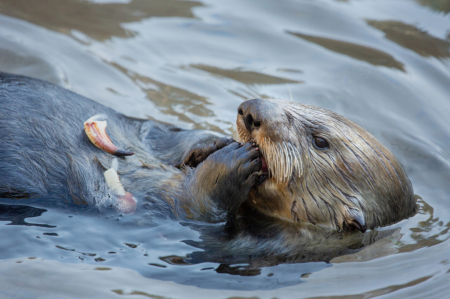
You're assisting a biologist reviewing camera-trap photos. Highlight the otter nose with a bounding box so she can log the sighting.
[238,99,263,132]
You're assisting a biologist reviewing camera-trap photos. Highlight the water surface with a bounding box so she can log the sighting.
[1,0,450,298]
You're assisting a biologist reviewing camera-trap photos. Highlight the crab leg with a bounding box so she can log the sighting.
[84,114,134,156]
[104,158,137,214]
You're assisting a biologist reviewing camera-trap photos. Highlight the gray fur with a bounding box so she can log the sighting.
[0,72,258,222]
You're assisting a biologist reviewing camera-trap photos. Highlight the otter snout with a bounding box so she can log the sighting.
[237,98,285,135]
[237,98,290,145]
[238,98,264,133]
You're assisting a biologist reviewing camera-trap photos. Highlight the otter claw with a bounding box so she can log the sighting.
[84,114,134,157]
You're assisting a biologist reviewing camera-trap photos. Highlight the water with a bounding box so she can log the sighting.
[1,0,450,297]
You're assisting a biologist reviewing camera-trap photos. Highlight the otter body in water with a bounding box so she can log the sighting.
[0,72,416,262]
[0,72,258,224]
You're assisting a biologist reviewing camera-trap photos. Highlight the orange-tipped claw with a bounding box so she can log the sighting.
[84,114,134,157]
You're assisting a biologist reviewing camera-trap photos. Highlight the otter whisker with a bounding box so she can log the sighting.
[288,143,296,178]
[296,146,303,176]
[290,142,303,177]
[275,142,281,181]
[274,142,279,179]
[243,132,303,184]
[291,144,300,177]
[287,142,295,181]
[259,138,303,183]
[290,145,296,178]
[282,142,287,178]
[283,142,291,179]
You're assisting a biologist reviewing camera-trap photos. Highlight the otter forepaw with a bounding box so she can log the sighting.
[206,142,261,194]
[186,142,261,221]
[207,142,261,228]
[231,142,262,188]
[179,137,235,168]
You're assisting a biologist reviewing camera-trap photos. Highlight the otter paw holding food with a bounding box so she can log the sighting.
[185,142,262,220]
[178,137,235,168]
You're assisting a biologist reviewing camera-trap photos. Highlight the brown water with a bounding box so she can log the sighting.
[1,0,450,298]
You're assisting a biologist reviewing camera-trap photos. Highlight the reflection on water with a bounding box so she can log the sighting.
[416,0,450,14]
[191,64,301,85]
[367,20,450,59]
[117,65,226,132]
[0,204,53,227]
[287,31,405,71]
[1,0,450,297]
[0,0,202,40]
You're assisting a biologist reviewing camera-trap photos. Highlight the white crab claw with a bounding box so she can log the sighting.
[104,161,137,214]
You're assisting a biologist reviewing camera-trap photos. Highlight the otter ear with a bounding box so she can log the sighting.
[345,207,367,233]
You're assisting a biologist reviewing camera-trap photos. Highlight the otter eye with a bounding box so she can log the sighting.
[313,137,329,150]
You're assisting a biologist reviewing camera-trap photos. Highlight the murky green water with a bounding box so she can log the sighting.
[1,0,450,298]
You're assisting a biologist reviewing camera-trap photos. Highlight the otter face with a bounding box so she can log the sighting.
[236,98,416,232]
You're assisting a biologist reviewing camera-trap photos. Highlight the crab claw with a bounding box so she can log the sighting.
[84,114,134,157]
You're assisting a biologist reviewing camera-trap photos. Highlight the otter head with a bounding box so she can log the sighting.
[236,98,416,233]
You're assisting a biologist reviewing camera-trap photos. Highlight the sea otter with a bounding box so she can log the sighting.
[0,72,416,261]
